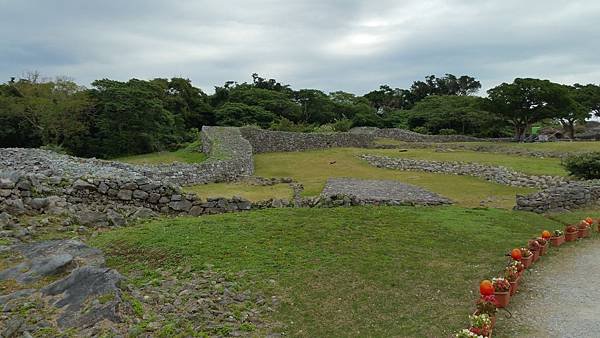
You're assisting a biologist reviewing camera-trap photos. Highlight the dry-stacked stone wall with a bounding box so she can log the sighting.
[515,181,600,213]
[239,127,374,153]
[350,127,510,143]
[361,154,568,189]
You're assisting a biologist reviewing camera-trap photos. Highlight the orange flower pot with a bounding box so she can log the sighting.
[531,249,540,263]
[509,280,519,296]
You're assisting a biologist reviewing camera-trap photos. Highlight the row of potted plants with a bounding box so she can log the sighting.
[455,217,597,337]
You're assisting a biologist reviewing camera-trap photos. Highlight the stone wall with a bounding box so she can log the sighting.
[198,126,254,181]
[361,154,568,189]
[239,127,374,153]
[350,127,508,143]
[515,182,600,213]
[0,170,254,219]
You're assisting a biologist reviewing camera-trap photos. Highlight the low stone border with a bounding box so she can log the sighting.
[360,154,568,189]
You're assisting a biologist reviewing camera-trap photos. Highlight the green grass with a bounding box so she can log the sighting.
[183,182,292,202]
[254,148,535,208]
[90,206,590,337]
[380,148,567,176]
[115,141,207,165]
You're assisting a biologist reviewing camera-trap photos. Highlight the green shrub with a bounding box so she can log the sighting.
[438,128,457,135]
[563,152,600,179]
[412,126,429,135]
[332,118,353,132]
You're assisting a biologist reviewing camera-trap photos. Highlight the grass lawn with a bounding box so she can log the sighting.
[91,206,587,337]
[254,148,534,208]
[183,182,292,202]
[379,148,567,176]
[115,141,207,165]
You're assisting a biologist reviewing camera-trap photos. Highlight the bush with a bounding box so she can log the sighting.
[332,118,353,132]
[412,126,429,135]
[438,128,457,135]
[563,152,600,179]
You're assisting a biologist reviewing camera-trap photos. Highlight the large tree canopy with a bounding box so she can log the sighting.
[403,95,503,137]
[486,78,573,140]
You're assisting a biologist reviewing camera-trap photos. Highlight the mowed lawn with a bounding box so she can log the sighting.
[91,206,581,337]
[115,141,207,165]
[254,148,535,208]
[184,182,293,201]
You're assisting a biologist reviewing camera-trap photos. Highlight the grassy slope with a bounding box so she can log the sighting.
[254,148,534,208]
[183,182,292,202]
[91,206,590,337]
[115,141,207,164]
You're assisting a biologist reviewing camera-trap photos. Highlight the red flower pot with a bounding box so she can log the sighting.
[565,230,578,242]
[578,227,590,238]
[494,291,510,308]
[550,235,564,247]
[521,255,533,269]
[539,243,549,256]
[509,279,519,296]
[531,249,540,263]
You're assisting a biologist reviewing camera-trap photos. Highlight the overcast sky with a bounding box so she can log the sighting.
[1,0,599,95]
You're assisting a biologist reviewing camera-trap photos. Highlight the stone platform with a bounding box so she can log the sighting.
[321,178,452,206]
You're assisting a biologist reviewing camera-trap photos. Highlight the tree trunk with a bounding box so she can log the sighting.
[567,120,575,139]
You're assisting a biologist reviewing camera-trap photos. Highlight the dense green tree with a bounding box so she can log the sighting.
[293,89,336,124]
[0,77,91,150]
[404,95,502,136]
[215,102,275,128]
[486,78,571,140]
[88,79,186,158]
[152,77,215,129]
[570,84,600,117]
[410,74,481,102]
[363,85,413,111]
[556,85,588,139]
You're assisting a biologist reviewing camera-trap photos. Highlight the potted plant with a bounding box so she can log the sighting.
[467,313,492,337]
[536,237,549,256]
[509,260,525,278]
[520,247,533,268]
[528,240,541,263]
[492,277,511,308]
[475,295,497,322]
[455,328,486,338]
[504,265,520,296]
[565,225,578,242]
[550,230,565,247]
[578,220,591,238]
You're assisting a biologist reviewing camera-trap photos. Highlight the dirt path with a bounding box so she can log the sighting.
[494,237,600,337]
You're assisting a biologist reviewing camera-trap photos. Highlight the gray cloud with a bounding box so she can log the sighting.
[1,0,598,94]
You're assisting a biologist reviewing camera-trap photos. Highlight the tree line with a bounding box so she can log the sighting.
[1,72,599,158]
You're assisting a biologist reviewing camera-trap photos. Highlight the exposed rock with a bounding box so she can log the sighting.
[0,253,73,283]
[117,189,133,201]
[42,266,124,328]
[106,209,126,227]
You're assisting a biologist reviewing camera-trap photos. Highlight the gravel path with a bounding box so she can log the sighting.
[496,237,600,337]
[321,177,452,205]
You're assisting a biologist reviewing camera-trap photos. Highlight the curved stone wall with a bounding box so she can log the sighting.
[350,127,509,143]
[239,127,374,153]
[515,182,600,213]
[360,154,568,189]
